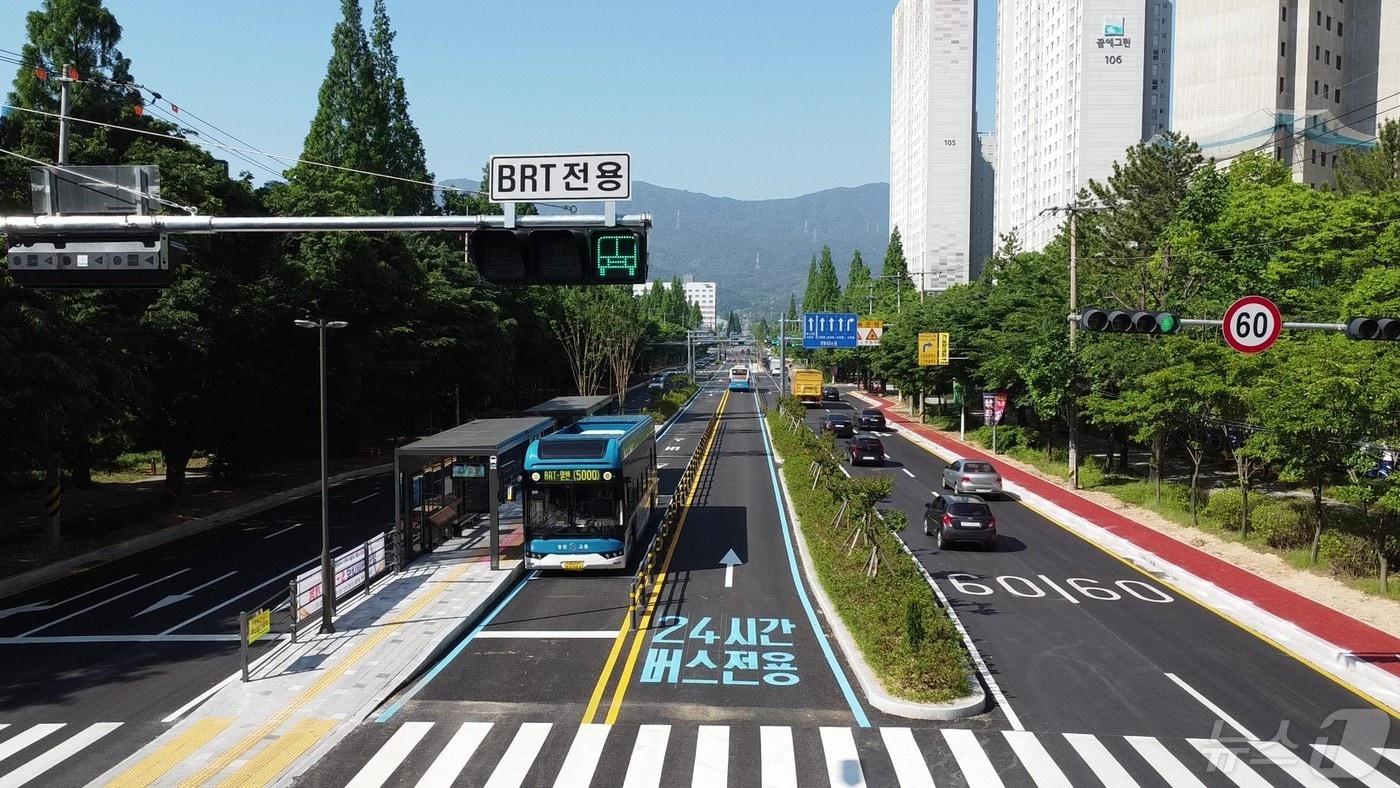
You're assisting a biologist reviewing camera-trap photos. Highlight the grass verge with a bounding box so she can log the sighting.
[766,409,972,703]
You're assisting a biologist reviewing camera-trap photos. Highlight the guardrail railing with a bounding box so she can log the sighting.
[628,398,723,628]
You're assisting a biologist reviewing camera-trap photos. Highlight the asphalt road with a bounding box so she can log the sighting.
[802,385,1400,754]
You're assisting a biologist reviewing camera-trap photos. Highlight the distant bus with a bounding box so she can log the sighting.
[728,365,752,391]
[523,415,656,571]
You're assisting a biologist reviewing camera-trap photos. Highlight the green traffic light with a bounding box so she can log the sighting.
[1156,313,1179,334]
[593,232,639,279]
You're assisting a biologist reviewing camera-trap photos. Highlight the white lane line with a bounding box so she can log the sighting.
[1125,736,1208,788]
[417,722,492,788]
[1064,733,1139,787]
[1164,672,1260,740]
[22,569,191,636]
[345,722,432,788]
[134,571,239,617]
[658,463,669,469]
[483,722,552,788]
[819,727,866,788]
[161,553,333,635]
[0,722,121,788]
[941,729,1005,788]
[902,469,916,478]
[1311,744,1397,787]
[351,492,379,505]
[1001,731,1071,788]
[1,574,140,619]
[760,726,797,788]
[838,466,852,477]
[621,724,670,788]
[474,630,621,639]
[879,728,934,788]
[553,724,610,788]
[1037,575,1081,605]
[692,725,729,788]
[0,724,64,765]
[262,522,303,539]
[1249,741,1339,787]
[1187,739,1273,788]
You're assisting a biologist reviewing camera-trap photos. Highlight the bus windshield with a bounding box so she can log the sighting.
[527,484,619,536]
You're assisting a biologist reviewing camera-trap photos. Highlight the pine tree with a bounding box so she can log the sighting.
[369,0,431,215]
[802,255,818,312]
[815,245,842,310]
[846,250,872,314]
[881,228,908,279]
[787,293,798,321]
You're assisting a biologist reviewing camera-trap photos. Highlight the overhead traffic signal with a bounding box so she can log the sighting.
[6,234,178,288]
[1079,308,1181,334]
[1345,317,1400,341]
[468,227,647,286]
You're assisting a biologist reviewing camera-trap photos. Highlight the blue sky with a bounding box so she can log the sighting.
[0,1,996,200]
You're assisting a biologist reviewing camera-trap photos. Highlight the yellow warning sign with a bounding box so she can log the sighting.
[247,608,271,644]
[857,319,885,347]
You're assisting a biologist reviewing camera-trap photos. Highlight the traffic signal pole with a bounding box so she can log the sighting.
[0,213,651,234]
[1068,211,1080,490]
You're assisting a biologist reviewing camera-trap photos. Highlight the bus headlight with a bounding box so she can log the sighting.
[531,472,540,481]
[603,471,613,480]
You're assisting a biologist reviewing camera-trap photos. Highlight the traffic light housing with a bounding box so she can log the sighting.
[1345,317,1400,341]
[6,234,178,289]
[1079,307,1181,334]
[468,227,647,286]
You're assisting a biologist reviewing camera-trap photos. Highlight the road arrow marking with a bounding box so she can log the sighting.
[23,569,191,637]
[134,571,238,617]
[665,445,681,452]
[0,573,139,620]
[720,549,743,588]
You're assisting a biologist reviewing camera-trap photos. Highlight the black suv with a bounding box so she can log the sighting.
[848,435,884,466]
[822,386,840,401]
[924,493,997,550]
[858,408,886,431]
[821,413,855,438]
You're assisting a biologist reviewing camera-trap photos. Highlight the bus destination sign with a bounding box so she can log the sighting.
[533,469,606,483]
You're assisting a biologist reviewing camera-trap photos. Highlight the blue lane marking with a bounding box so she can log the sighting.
[753,391,872,728]
[375,570,537,722]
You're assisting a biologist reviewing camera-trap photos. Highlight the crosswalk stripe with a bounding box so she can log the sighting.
[942,729,1004,788]
[483,722,551,788]
[1312,744,1400,787]
[1002,730,1071,788]
[1248,741,1338,787]
[345,722,432,788]
[554,724,610,788]
[0,725,63,765]
[692,725,729,788]
[819,727,866,788]
[621,724,670,788]
[417,722,492,788]
[1065,733,1139,787]
[760,726,797,788]
[0,722,120,788]
[1188,738,1274,788]
[879,728,934,788]
[1125,736,1208,788]
[1382,749,1400,768]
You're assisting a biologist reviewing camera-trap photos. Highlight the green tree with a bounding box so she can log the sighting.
[845,250,872,314]
[786,293,798,321]
[812,245,842,311]
[1338,119,1400,195]
[801,255,818,312]
[368,0,431,215]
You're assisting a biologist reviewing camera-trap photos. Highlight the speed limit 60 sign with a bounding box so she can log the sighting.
[1223,295,1282,353]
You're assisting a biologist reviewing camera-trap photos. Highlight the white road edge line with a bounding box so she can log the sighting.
[902,468,916,478]
[1164,671,1260,740]
[262,522,304,539]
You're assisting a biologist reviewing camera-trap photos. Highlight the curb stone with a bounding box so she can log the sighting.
[0,463,393,600]
[764,415,988,720]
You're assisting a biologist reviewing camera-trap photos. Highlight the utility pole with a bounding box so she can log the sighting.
[1041,203,1098,490]
[57,64,71,165]
[45,65,75,550]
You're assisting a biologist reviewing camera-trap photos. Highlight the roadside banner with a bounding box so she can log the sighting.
[982,393,995,424]
[993,391,1008,425]
[294,564,321,623]
[334,546,366,599]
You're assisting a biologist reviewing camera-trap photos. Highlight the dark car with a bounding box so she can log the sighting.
[821,413,855,438]
[923,493,997,550]
[848,435,884,466]
[822,386,840,401]
[858,408,886,431]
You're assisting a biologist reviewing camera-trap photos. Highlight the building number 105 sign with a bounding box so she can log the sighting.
[1223,295,1282,354]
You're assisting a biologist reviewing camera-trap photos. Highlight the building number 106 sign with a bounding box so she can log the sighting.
[1223,295,1282,354]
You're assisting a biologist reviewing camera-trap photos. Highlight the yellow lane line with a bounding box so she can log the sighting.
[176,558,479,786]
[602,389,729,725]
[880,401,1400,720]
[106,717,236,788]
[216,718,337,788]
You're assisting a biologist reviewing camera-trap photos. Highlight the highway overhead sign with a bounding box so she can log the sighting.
[1223,295,1282,354]
[803,312,858,348]
[489,153,631,202]
[857,319,885,347]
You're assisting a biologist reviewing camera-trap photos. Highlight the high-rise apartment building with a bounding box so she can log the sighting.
[631,279,718,330]
[993,1,1173,251]
[1173,1,1400,189]
[890,0,978,293]
[971,132,997,277]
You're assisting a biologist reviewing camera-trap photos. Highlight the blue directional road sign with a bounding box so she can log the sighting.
[803,312,859,349]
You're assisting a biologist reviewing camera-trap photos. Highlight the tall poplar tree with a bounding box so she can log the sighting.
[369,0,431,215]
[801,255,818,312]
[845,250,872,314]
[814,245,843,310]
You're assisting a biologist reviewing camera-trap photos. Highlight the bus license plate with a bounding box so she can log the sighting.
[562,561,586,571]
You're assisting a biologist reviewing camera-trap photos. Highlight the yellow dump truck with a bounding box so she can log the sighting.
[791,369,823,405]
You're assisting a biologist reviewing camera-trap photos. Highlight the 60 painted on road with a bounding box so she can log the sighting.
[944,573,1175,603]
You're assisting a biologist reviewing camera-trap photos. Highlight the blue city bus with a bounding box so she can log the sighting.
[728,365,752,391]
[523,415,657,570]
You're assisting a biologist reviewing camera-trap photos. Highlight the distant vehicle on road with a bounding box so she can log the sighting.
[769,357,783,376]
[791,369,823,405]
[848,435,884,466]
[942,459,1003,498]
[821,413,854,438]
[523,415,656,571]
[858,408,886,430]
[822,386,839,401]
[728,365,752,391]
[924,493,997,550]
[648,374,669,392]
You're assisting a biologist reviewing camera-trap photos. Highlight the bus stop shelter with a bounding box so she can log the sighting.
[524,394,615,431]
[393,417,553,570]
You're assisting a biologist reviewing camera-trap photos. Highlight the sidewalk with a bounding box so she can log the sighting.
[95,529,525,787]
[857,392,1400,701]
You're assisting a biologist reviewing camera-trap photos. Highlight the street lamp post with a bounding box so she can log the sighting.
[295,317,348,634]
